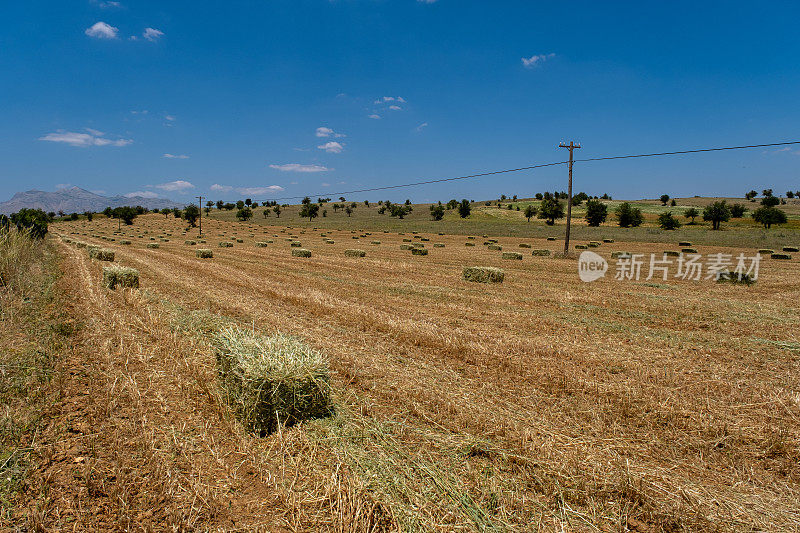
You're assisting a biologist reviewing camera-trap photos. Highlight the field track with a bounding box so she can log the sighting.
[31,214,800,530]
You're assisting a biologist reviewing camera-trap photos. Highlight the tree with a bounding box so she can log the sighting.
[245,198,252,207]
[273,205,282,218]
[10,208,49,239]
[236,207,253,221]
[236,200,245,210]
[84,211,94,221]
[752,206,787,229]
[524,204,537,222]
[216,200,224,210]
[173,208,182,218]
[205,201,214,215]
[339,197,346,202]
[364,200,370,207]
[458,199,471,218]
[702,200,731,230]
[262,209,270,218]
[390,204,412,219]
[670,199,677,207]
[302,196,311,205]
[787,191,795,199]
[761,195,780,207]
[745,190,758,201]
[584,200,607,226]
[684,207,699,224]
[224,203,235,210]
[429,203,445,221]
[345,206,353,217]
[299,203,319,221]
[729,203,747,218]
[658,211,681,230]
[614,202,643,228]
[184,204,200,227]
[762,189,773,198]
[538,197,565,226]
[660,194,670,206]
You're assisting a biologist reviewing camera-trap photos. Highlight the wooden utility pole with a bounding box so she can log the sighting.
[559,141,580,254]
[196,195,203,236]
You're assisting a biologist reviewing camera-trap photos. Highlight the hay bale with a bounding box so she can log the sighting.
[290,241,302,247]
[184,240,197,245]
[87,245,100,257]
[465,242,476,247]
[120,240,132,245]
[717,271,756,285]
[546,237,556,241]
[588,241,601,247]
[196,249,214,258]
[771,253,792,260]
[487,244,502,251]
[94,248,115,261]
[219,242,234,248]
[758,249,774,254]
[411,247,429,256]
[519,243,531,248]
[463,266,504,283]
[682,248,698,254]
[783,246,799,253]
[103,266,140,290]
[663,251,680,257]
[531,249,551,256]
[370,241,381,245]
[433,243,445,248]
[603,239,614,243]
[678,241,692,247]
[611,251,630,259]
[344,249,366,257]
[403,238,412,242]
[400,244,413,250]
[575,244,588,250]
[255,242,269,247]
[502,252,523,260]
[146,243,160,249]
[292,248,312,257]
[213,326,332,436]
[325,239,335,244]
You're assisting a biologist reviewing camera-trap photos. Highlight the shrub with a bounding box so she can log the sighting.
[196,249,214,258]
[146,243,160,249]
[103,266,140,289]
[783,246,800,252]
[462,266,504,283]
[658,212,681,230]
[344,249,366,257]
[292,248,312,257]
[531,249,551,256]
[411,247,429,255]
[729,204,748,218]
[615,203,643,227]
[502,252,523,260]
[771,253,792,260]
[213,326,332,436]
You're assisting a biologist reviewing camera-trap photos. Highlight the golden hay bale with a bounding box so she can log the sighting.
[531,249,551,256]
[411,247,429,256]
[184,240,197,245]
[255,242,269,247]
[213,326,333,436]
[344,249,366,257]
[290,241,302,247]
[487,244,502,251]
[400,244,413,250]
[146,243,160,249]
[196,249,214,258]
[611,251,630,259]
[370,241,381,245]
[462,266,504,283]
[120,240,132,245]
[519,243,531,248]
[325,239,335,244]
[94,248,115,261]
[588,241,601,247]
[771,253,792,260]
[664,251,680,257]
[574,244,588,250]
[603,238,614,243]
[102,266,140,290]
[465,242,476,247]
[546,237,556,241]
[292,248,312,257]
[219,242,233,248]
[502,252,523,260]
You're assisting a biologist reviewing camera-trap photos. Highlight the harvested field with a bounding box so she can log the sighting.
[13,213,800,531]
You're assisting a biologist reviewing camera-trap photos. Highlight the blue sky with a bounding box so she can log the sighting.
[2,0,799,204]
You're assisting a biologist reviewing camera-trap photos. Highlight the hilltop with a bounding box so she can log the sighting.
[0,187,182,215]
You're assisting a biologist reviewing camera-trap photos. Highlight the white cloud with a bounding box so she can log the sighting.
[91,0,122,8]
[125,191,160,198]
[418,0,437,3]
[416,122,428,131]
[39,130,132,147]
[389,105,402,111]
[163,153,189,159]
[236,186,285,195]
[368,114,381,119]
[131,110,148,115]
[85,21,118,39]
[317,141,344,154]
[143,27,164,41]
[269,163,331,173]
[164,115,175,121]
[321,183,331,187]
[55,183,72,190]
[521,53,555,68]
[375,96,405,104]
[316,126,345,138]
[84,127,104,136]
[155,180,194,192]
[210,184,233,192]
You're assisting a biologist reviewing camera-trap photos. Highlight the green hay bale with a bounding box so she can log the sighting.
[370,241,381,245]
[411,247,429,256]
[611,251,631,259]
[400,244,413,250]
[487,244,502,251]
[120,240,132,245]
[465,242,476,247]
[420,238,430,242]
[325,239,335,244]
[184,240,197,246]
[758,249,774,254]
[463,266,504,283]
[290,241,302,247]
[603,239,614,243]
[292,248,312,257]
[219,242,234,248]
[467,236,476,240]
[402,238,412,242]
[771,253,792,260]
[92,248,115,261]
[546,237,556,241]
[502,252,523,260]
[575,244,588,250]
[344,249,366,257]
[678,241,692,247]
[588,241,601,247]
[433,243,445,248]
[236,239,244,243]
[663,251,680,257]
[146,243,160,249]
[196,249,214,258]
[716,271,756,285]
[682,248,698,254]
[531,249,551,256]
[87,245,100,257]
[783,246,799,253]
[103,266,140,290]
[213,326,333,436]
[519,243,531,248]
[255,242,269,247]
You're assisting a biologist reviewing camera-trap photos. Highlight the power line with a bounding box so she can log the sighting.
[263,140,800,202]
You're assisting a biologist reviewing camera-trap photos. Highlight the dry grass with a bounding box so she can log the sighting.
[15,215,800,530]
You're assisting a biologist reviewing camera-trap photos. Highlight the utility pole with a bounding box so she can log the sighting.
[196,195,203,236]
[559,141,581,254]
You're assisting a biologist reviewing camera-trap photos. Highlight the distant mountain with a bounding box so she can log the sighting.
[0,187,184,215]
